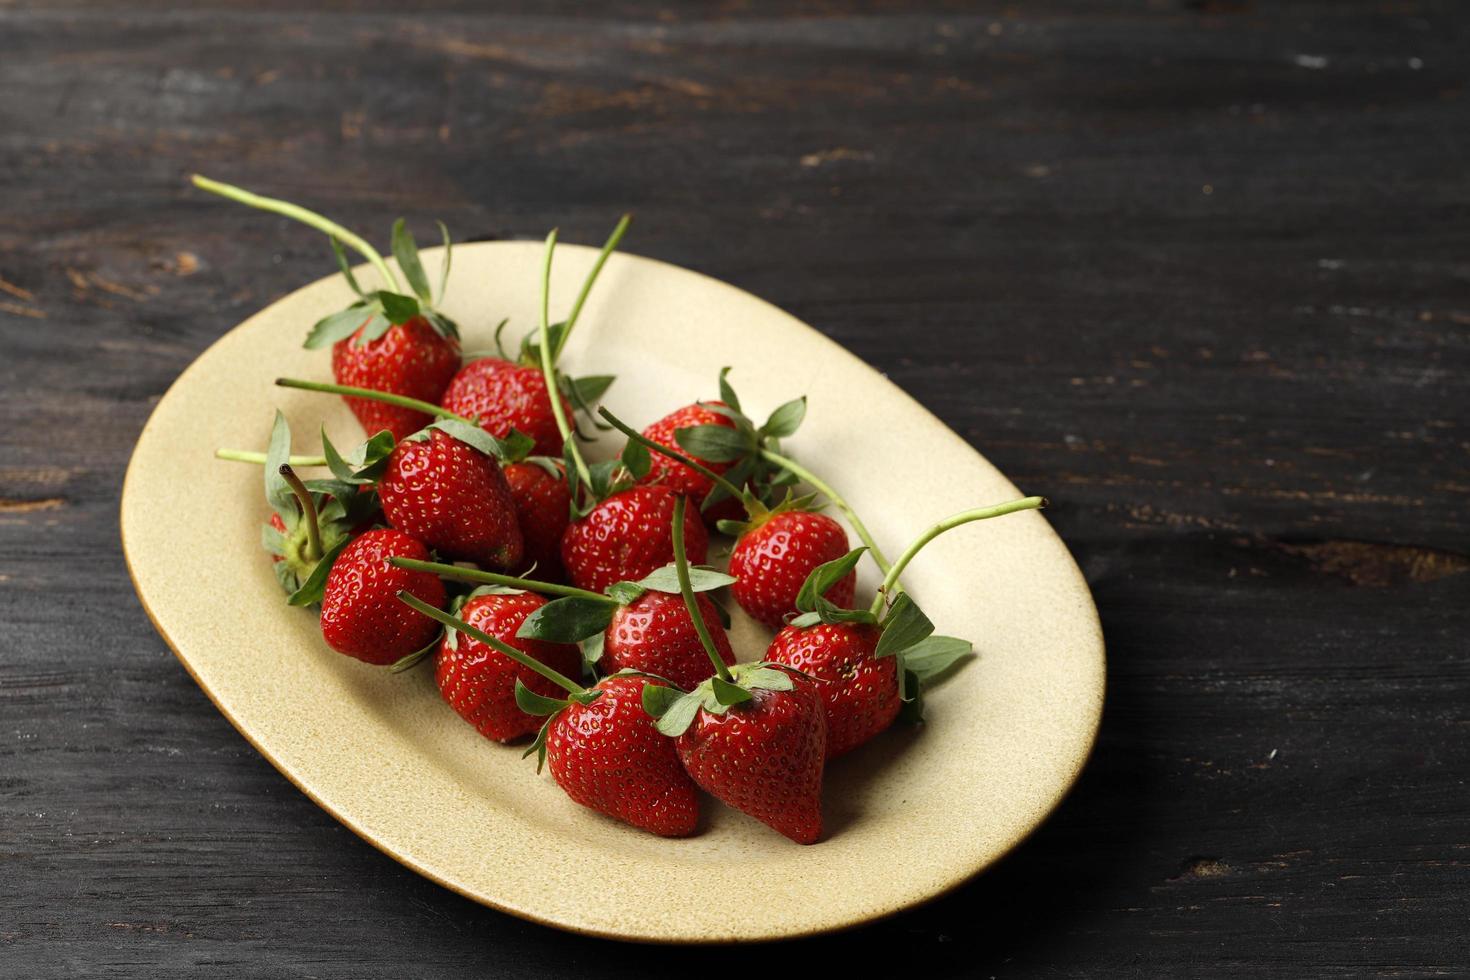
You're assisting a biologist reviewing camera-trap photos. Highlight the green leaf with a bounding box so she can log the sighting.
[272,557,299,596]
[388,634,439,674]
[391,219,433,304]
[640,682,684,719]
[711,675,753,706]
[285,537,349,607]
[794,547,867,613]
[514,678,570,716]
[330,237,366,298]
[635,563,736,595]
[305,302,372,350]
[604,581,646,606]
[715,518,749,536]
[875,594,935,659]
[521,713,558,773]
[654,690,703,737]
[897,671,925,723]
[435,220,452,304]
[423,310,460,341]
[356,312,393,345]
[788,611,822,628]
[260,521,286,556]
[264,411,296,524]
[717,366,741,414]
[378,290,420,325]
[621,435,651,480]
[903,635,974,686]
[565,374,616,406]
[579,632,605,675]
[674,424,750,464]
[741,666,795,692]
[429,417,525,463]
[761,396,807,439]
[516,596,615,643]
[322,427,395,484]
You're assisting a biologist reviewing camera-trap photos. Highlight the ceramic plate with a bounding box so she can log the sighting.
[121,242,1104,943]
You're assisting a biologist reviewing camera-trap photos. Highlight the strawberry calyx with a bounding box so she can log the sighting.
[598,407,765,521]
[641,661,805,736]
[672,367,806,513]
[713,488,824,539]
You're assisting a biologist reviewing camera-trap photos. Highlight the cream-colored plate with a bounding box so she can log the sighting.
[121,242,1104,943]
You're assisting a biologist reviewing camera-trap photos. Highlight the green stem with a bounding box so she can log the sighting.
[761,448,895,581]
[553,213,631,363]
[216,449,329,467]
[190,174,402,293]
[397,592,585,696]
[537,229,593,488]
[597,407,748,506]
[672,495,733,683]
[278,464,323,561]
[389,557,610,602]
[275,377,470,423]
[868,496,1048,616]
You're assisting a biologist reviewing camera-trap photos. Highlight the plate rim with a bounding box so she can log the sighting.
[120,241,1106,944]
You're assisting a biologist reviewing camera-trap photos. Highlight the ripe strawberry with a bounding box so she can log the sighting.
[378,427,524,571]
[727,509,854,630]
[503,459,571,582]
[545,674,700,837]
[321,528,446,664]
[765,621,896,759]
[561,485,709,593]
[440,358,573,457]
[673,673,827,844]
[435,591,583,743]
[638,400,742,524]
[333,315,460,441]
[602,590,735,691]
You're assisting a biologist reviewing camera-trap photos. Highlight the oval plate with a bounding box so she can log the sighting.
[121,242,1104,943]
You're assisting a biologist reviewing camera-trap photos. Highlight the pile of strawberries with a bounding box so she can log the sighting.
[203,177,1046,844]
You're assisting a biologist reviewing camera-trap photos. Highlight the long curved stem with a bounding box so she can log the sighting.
[554,213,631,363]
[216,449,329,467]
[278,465,323,561]
[389,557,609,602]
[868,496,1048,616]
[191,175,402,293]
[398,592,584,696]
[537,230,592,488]
[275,377,470,423]
[598,407,747,505]
[672,495,734,683]
[760,448,895,579]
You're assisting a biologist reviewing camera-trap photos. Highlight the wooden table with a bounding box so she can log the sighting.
[3,3,1466,975]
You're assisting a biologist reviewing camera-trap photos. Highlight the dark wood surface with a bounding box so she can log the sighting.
[3,2,1467,976]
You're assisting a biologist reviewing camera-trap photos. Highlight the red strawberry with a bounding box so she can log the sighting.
[602,590,735,691]
[546,674,700,837]
[638,401,742,524]
[435,591,583,743]
[561,484,708,593]
[672,671,827,844]
[320,528,446,664]
[765,621,897,759]
[333,315,460,442]
[440,358,572,457]
[728,509,854,630]
[504,460,571,582]
[378,428,524,570]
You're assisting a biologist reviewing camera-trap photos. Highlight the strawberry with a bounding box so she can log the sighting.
[765,621,895,759]
[503,458,572,581]
[638,400,741,524]
[602,590,735,691]
[191,175,463,443]
[435,590,583,743]
[440,358,573,457]
[399,593,699,837]
[321,528,446,665]
[727,508,854,630]
[561,484,708,593]
[377,424,524,571]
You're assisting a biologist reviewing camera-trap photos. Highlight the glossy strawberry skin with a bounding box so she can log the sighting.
[638,401,741,524]
[560,485,709,594]
[729,511,854,630]
[332,316,461,442]
[440,358,573,457]
[675,678,827,844]
[765,622,898,759]
[504,460,571,582]
[319,528,446,665]
[435,592,583,743]
[601,591,735,691]
[378,429,524,571]
[546,674,700,837]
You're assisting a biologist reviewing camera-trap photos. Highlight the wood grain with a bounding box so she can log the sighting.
[1,1,1466,976]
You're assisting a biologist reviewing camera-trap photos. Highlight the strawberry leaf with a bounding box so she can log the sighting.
[897,670,925,722]
[761,396,807,439]
[740,666,795,692]
[653,690,703,736]
[640,682,684,719]
[521,712,560,773]
[305,302,373,350]
[391,219,433,305]
[264,411,297,525]
[388,633,439,674]
[795,547,867,613]
[285,536,349,607]
[429,417,531,463]
[875,594,935,659]
[711,675,753,706]
[903,635,974,685]
[377,290,420,325]
[260,521,286,556]
[578,632,605,676]
[330,237,366,298]
[422,310,460,341]
[620,435,651,480]
[322,427,395,484]
[674,424,750,463]
[435,220,453,304]
[717,366,742,414]
[516,596,615,643]
[514,678,570,716]
[604,581,646,606]
[355,312,394,345]
[635,563,736,595]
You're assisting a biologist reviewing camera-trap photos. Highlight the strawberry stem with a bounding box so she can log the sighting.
[672,495,734,683]
[397,591,586,696]
[536,229,593,489]
[278,464,324,561]
[216,449,329,467]
[760,448,896,587]
[190,175,403,293]
[553,213,631,363]
[598,407,748,506]
[389,557,611,603]
[275,377,470,423]
[868,496,1048,615]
